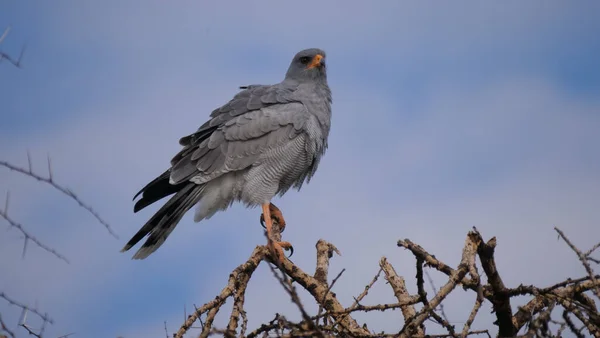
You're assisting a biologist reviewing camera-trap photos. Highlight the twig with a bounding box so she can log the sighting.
[397,239,478,290]
[400,231,479,337]
[351,267,383,308]
[380,257,423,336]
[585,241,600,258]
[0,313,16,338]
[0,26,25,68]
[563,310,586,338]
[512,278,600,331]
[1,293,53,338]
[1,293,54,326]
[268,263,324,338]
[0,158,118,238]
[226,259,255,337]
[0,26,10,44]
[425,270,451,325]
[175,246,265,338]
[555,227,600,299]
[276,246,370,336]
[461,295,483,337]
[553,295,600,337]
[316,268,345,326]
[0,192,69,263]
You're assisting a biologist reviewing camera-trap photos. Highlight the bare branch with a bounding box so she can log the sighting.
[0,192,69,263]
[1,292,53,337]
[314,239,341,285]
[0,26,11,44]
[0,26,25,68]
[400,231,479,336]
[0,158,118,238]
[425,270,450,325]
[175,246,265,338]
[555,227,600,299]
[351,267,382,308]
[380,257,423,336]
[0,313,16,338]
[462,295,483,337]
[168,221,598,338]
[475,233,516,337]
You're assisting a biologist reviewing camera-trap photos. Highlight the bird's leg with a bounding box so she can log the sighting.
[260,202,287,232]
[261,203,292,264]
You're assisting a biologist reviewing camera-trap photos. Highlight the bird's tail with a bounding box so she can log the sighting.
[121,182,205,259]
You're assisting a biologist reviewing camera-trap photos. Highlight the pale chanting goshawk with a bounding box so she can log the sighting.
[121,48,332,263]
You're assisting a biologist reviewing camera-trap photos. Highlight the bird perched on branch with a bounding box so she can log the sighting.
[121,48,332,263]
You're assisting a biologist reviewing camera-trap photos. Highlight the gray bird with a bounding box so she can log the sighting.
[121,48,332,262]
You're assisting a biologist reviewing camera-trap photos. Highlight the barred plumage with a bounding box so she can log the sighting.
[122,48,332,260]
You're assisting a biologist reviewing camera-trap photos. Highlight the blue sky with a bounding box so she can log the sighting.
[1,2,600,337]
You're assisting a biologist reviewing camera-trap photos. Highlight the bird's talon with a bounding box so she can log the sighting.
[267,240,293,264]
[259,214,266,229]
[279,241,294,258]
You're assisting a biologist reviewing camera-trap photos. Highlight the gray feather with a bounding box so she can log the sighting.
[124,48,332,259]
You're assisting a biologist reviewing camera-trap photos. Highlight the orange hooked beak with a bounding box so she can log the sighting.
[307,54,324,69]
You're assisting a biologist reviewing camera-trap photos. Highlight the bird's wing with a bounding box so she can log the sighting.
[169,86,309,185]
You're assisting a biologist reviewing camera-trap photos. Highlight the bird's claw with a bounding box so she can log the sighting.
[285,243,294,258]
[268,240,294,264]
[259,204,286,233]
[260,214,266,229]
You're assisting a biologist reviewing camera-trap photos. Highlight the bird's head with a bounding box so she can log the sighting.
[285,48,327,82]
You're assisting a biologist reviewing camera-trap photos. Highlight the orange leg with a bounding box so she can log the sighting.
[260,203,287,232]
[261,203,292,264]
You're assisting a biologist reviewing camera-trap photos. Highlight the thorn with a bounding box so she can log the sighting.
[47,155,53,182]
[4,190,9,214]
[22,237,28,259]
[0,26,10,44]
[17,43,27,66]
[27,150,32,172]
[19,307,27,325]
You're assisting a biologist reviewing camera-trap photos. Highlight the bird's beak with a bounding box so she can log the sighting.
[307,54,324,69]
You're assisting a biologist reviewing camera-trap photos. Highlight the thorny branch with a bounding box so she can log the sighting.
[1,155,115,337]
[0,26,25,68]
[0,154,118,238]
[174,221,600,338]
[0,292,53,338]
[0,191,69,263]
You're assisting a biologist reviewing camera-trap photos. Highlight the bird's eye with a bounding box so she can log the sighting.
[299,56,310,64]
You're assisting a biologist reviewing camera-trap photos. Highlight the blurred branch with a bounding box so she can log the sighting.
[555,226,600,299]
[0,26,25,68]
[0,191,69,263]
[0,313,16,338]
[0,154,118,238]
[0,292,53,338]
[1,154,116,337]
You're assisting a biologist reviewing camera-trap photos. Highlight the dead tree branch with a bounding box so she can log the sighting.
[172,220,598,338]
[0,155,117,238]
[0,292,53,338]
[0,192,69,263]
[0,26,25,68]
[1,154,115,337]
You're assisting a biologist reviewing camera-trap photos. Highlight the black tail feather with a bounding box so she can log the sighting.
[122,183,204,259]
[133,170,187,213]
